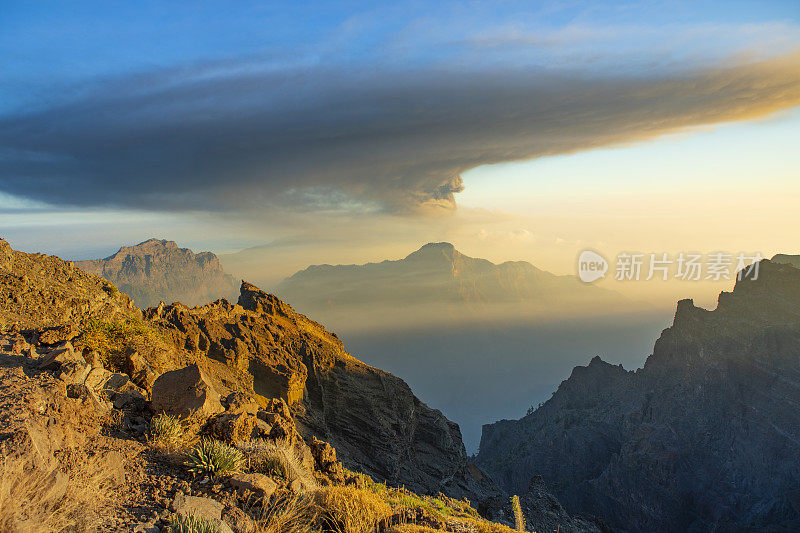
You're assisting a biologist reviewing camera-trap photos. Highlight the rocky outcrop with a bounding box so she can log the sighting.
[77,238,239,309]
[146,281,501,503]
[477,259,800,532]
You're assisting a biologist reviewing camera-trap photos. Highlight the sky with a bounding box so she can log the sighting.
[1,0,800,308]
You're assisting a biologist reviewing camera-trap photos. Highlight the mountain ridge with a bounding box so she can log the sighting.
[476,258,800,531]
[276,242,628,327]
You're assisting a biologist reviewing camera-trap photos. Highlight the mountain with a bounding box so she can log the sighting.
[476,259,800,531]
[2,238,500,505]
[76,238,239,309]
[276,242,628,328]
[2,237,603,532]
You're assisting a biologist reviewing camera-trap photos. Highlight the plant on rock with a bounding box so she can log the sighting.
[185,439,242,477]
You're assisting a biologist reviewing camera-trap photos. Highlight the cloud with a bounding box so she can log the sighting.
[1,51,799,214]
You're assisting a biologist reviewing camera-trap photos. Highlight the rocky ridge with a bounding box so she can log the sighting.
[77,238,239,309]
[477,259,800,532]
[1,238,599,531]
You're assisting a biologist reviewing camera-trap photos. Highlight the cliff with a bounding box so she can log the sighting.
[477,259,800,531]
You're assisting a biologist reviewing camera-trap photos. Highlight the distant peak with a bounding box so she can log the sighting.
[420,242,455,251]
[405,242,458,261]
[588,355,605,366]
[135,238,177,249]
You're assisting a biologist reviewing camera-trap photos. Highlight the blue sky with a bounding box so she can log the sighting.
[3,0,799,112]
[1,0,799,292]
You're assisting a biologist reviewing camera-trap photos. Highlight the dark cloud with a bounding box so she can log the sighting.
[1,52,799,213]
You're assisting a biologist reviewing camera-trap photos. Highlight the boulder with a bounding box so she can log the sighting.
[229,473,277,498]
[222,505,257,533]
[123,347,156,391]
[151,364,223,419]
[171,493,233,533]
[202,412,256,444]
[56,360,91,385]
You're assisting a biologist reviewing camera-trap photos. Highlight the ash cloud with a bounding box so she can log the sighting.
[1,52,799,213]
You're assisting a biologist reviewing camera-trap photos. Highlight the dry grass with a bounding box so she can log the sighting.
[148,413,185,453]
[240,439,317,490]
[0,447,115,532]
[252,491,320,533]
[170,512,227,533]
[314,485,394,533]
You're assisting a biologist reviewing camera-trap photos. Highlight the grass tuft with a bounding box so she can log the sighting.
[185,439,242,477]
[149,413,185,453]
[314,485,393,533]
[251,491,320,533]
[0,447,114,532]
[78,317,162,369]
[169,513,225,533]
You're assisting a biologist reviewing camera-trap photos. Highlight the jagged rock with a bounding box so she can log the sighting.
[477,260,800,532]
[202,412,256,443]
[229,473,278,498]
[150,364,223,419]
[123,347,156,391]
[147,282,503,504]
[38,342,82,371]
[310,437,345,482]
[82,349,103,368]
[222,391,260,415]
[37,324,78,345]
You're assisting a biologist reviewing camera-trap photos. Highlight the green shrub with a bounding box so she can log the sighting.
[185,439,242,477]
[78,318,159,369]
[169,513,224,533]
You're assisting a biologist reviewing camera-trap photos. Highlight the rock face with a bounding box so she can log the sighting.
[147,281,501,503]
[77,238,239,309]
[477,259,800,532]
